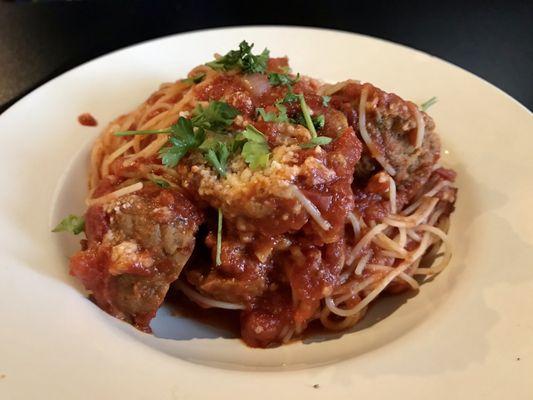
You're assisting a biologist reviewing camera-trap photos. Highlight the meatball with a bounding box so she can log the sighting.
[70,184,203,330]
[330,82,441,205]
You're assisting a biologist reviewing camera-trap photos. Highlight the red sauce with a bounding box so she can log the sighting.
[267,57,289,73]
[434,167,457,182]
[241,288,294,348]
[194,75,244,102]
[352,188,388,223]
[78,113,98,126]
[85,206,109,242]
[67,55,456,349]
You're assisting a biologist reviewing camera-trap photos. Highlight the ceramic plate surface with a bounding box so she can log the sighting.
[0,26,532,399]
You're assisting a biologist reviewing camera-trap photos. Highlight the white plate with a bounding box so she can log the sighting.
[1,26,532,399]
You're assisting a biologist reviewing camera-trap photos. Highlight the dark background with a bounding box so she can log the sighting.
[1,0,532,113]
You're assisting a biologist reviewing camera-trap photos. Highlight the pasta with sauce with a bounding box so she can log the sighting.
[55,41,457,348]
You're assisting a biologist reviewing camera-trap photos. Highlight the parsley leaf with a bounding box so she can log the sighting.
[115,101,239,170]
[420,96,438,111]
[115,101,239,138]
[201,141,230,177]
[257,103,289,123]
[313,114,325,130]
[159,145,188,168]
[206,41,270,74]
[298,94,317,138]
[191,101,240,131]
[181,73,206,85]
[282,91,300,103]
[268,72,300,87]
[242,142,270,170]
[300,136,332,148]
[159,117,205,167]
[293,95,333,147]
[216,208,223,266]
[280,92,328,140]
[242,124,266,142]
[52,214,85,235]
[322,95,331,107]
[257,108,276,122]
[241,125,270,170]
[292,113,325,131]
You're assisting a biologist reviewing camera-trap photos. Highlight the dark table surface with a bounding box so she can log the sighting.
[1,0,532,114]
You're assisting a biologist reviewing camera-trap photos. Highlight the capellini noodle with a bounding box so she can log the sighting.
[59,41,456,348]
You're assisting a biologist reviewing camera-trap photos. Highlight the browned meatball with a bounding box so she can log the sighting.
[331,82,440,205]
[70,184,203,330]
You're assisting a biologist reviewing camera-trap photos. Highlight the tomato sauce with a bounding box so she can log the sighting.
[78,113,98,126]
[65,48,455,349]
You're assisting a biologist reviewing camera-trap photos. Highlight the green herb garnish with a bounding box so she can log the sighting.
[268,72,300,87]
[420,96,438,111]
[159,117,205,167]
[293,113,325,131]
[282,91,301,103]
[300,136,332,148]
[322,95,331,107]
[216,208,223,266]
[292,94,334,148]
[201,141,230,177]
[191,101,240,131]
[241,125,270,170]
[206,41,270,74]
[114,101,239,170]
[257,103,289,123]
[279,92,333,148]
[298,94,317,138]
[279,91,319,136]
[52,215,85,235]
[314,114,325,129]
[181,73,206,85]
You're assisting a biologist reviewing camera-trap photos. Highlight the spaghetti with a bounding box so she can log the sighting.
[59,41,457,348]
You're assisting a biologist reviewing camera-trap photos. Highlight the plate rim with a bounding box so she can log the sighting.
[1,25,532,398]
[1,25,531,120]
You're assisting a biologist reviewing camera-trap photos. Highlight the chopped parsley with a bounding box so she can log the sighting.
[52,215,85,235]
[257,103,289,123]
[279,90,320,136]
[201,141,230,177]
[300,136,332,148]
[180,73,206,85]
[114,101,239,170]
[206,41,270,74]
[420,96,438,111]
[293,113,325,131]
[290,94,332,148]
[268,72,300,87]
[240,124,270,170]
[159,117,205,168]
[313,114,325,129]
[216,208,223,266]
[298,94,317,138]
[113,100,271,174]
[282,91,301,103]
[321,95,331,107]
[191,101,240,131]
